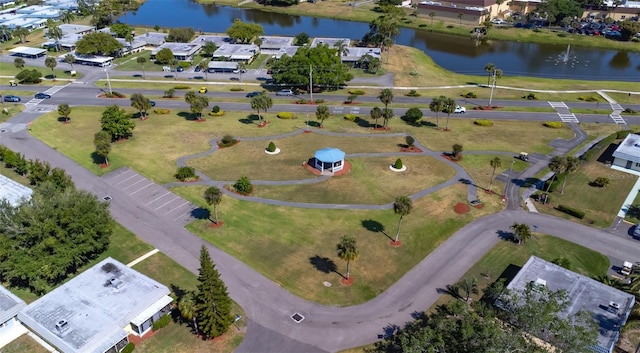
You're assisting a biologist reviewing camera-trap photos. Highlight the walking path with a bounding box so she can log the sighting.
[0,76,637,352]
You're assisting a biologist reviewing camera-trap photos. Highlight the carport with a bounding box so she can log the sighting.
[9,46,46,59]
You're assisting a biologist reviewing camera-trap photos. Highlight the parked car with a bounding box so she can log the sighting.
[621,261,633,276]
[233,69,247,74]
[454,106,466,113]
[176,67,184,72]
[150,101,156,107]
[276,89,295,96]
[491,18,506,25]
[634,224,640,237]
[194,65,201,72]
[34,92,51,99]
[199,87,208,94]
[246,91,262,98]
[4,95,20,102]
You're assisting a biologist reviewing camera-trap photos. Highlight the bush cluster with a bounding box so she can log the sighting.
[219,135,238,147]
[105,91,125,98]
[121,343,135,353]
[524,93,537,100]
[463,92,477,98]
[543,121,563,128]
[175,166,196,181]
[344,114,359,122]
[556,204,585,219]
[578,95,598,102]
[230,87,244,92]
[152,315,171,331]
[277,112,295,119]
[174,85,190,90]
[233,176,252,195]
[153,108,170,114]
[590,177,610,188]
[406,136,415,147]
[315,99,325,103]
[0,146,73,189]
[474,119,493,127]
[211,105,220,113]
[348,89,365,95]
[405,90,421,97]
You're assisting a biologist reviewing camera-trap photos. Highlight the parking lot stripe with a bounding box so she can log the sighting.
[164,201,190,215]
[130,182,155,196]
[173,211,194,222]
[114,171,138,186]
[146,191,171,205]
[154,196,181,210]
[122,177,148,190]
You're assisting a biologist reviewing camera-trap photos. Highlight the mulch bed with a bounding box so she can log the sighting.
[224,185,252,196]
[389,240,402,247]
[294,101,319,105]
[373,127,390,131]
[441,154,462,162]
[400,146,423,153]
[208,221,224,228]
[472,106,502,111]
[343,101,360,105]
[97,94,127,99]
[99,163,109,169]
[472,203,484,209]
[454,202,471,214]
[114,138,128,143]
[258,121,271,128]
[193,118,207,123]
[340,276,355,286]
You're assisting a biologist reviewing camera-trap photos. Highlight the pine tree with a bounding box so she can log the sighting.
[196,245,233,339]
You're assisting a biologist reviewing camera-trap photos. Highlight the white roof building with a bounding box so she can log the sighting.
[1,17,46,29]
[135,31,167,47]
[213,43,259,62]
[0,173,32,206]
[151,42,202,61]
[16,5,52,13]
[310,37,350,48]
[58,23,94,36]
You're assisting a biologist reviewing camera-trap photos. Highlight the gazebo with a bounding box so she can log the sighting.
[314,148,345,173]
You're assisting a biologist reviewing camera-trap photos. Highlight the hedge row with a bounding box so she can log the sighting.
[344,114,359,121]
[556,204,585,219]
[277,112,295,119]
[474,119,493,127]
[544,121,563,129]
[154,108,170,114]
[152,315,171,331]
[348,89,365,95]
[174,85,190,90]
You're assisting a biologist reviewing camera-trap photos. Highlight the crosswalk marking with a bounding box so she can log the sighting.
[610,114,627,125]
[558,113,579,123]
[548,101,568,109]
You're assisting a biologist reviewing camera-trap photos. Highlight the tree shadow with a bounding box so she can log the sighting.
[458,178,490,193]
[496,229,514,241]
[421,120,437,128]
[400,115,421,127]
[190,207,210,220]
[361,219,392,240]
[57,116,69,123]
[90,151,104,165]
[239,114,259,125]
[410,310,425,320]
[436,284,461,300]
[521,177,542,188]
[169,284,188,322]
[305,120,320,127]
[597,143,618,164]
[377,324,400,339]
[177,111,198,121]
[356,118,372,128]
[309,255,338,274]
[627,205,640,223]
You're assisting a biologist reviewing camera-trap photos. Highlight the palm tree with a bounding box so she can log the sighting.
[45,57,57,79]
[137,56,147,79]
[594,274,628,291]
[12,26,29,44]
[441,96,456,130]
[428,12,436,26]
[546,156,566,192]
[457,277,478,303]
[510,223,531,244]
[336,236,359,280]
[393,196,413,243]
[204,186,223,224]
[236,62,246,82]
[64,53,75,70]
[429,96,444,129]
[378,88,394,113]
[370,107,382,128]
[489,157,502,192]
[178,291,199,334]
[484,63,495,86]
[199,61,209,81]
[560,156,579,194]
[457,13,464,27]
[334,40,349,57]
[315,104,330,128]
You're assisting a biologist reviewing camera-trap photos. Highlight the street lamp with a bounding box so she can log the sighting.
[504,158,515,198]
[104,68,112,95]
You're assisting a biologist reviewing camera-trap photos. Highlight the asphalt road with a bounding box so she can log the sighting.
[2,63,640,352]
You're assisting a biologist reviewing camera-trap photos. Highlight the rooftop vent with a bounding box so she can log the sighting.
[535,278,547,286]
[55,319,69,334]
[109,277,124,289]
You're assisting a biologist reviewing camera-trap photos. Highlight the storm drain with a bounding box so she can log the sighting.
[291,313,305,323]
[103,196,112,201]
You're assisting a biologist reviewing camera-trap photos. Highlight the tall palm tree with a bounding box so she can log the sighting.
[457,13,464,27]
[489,157,502,192]
[336,236,359,280]
[428,12,436,26]
[370,107,382,128]
[484,63,495,86]
[204,186,223,224]
[251,95,263,123]
[137,56,147,79]
[334,40,349,57]
[429,96,444,129]
[546,155,566,192]
[378,88,394,113]
[199,61,209,81]
[560,156,579,194]
[441,96,456,130]
[178,291,199,334]
[393,196,413,243]
[510,223,531,244]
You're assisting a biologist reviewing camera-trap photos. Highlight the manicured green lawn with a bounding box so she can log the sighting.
[0,62,79,83]
[1,334,50,353]
[458,154,528,195]
[174,183,504,306]
[252,156,455,204]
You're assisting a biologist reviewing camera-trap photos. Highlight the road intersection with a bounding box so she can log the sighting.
[1,64,640,352]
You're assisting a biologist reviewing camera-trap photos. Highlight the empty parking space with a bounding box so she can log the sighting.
[102,168,199,225]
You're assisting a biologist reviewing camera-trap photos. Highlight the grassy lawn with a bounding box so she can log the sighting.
[607,92,640,105]
[0,103,24,123]
[1,334,50,353]
[113,50,158,71]
[535,141,637,228]
[174,183,503,306]
[458,154,528,195]
[187,133,408,181]
[246,54,269,70]
[0,62,80,83]
[252,156,455,204]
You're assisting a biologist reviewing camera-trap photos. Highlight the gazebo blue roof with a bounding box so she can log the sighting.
[314,148,345,163]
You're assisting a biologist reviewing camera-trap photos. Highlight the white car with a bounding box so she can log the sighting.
[454,106,466,113]
[491,18,506,25]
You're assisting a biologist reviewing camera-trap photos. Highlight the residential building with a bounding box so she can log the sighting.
[1,16,46,30]
[8,46,46,58]
[341,47,381,66]
[58,23,94,36]
[612,133,640,174]
[271,45,298,59]
[212,43,259,63]
[0,285,27,348]
[310,37,350,48]
[191,34,229,47]
[0,173,32,206]
[259,36,293,50]
[116,37,146,56]
[504,256,635,353]
[135,31,168,47]
[150,42,202,61]
[18,257,173,353]
[61,51,113,67]
[16,5,53,14]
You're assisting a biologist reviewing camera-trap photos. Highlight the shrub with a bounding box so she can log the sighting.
[164,88,175,98]
[464,91,477,98]
[208,110,224,116]
[267,141,276,152]
[315,99,325,103]
[121,343,135,353]
[578,95,598,102]
[153,108,170,114]
[405,89,421,97]
[557,32,567,37]
[406,136,415,147]
[623,108,637,114]
[152,315,171,330]
[474,119,493,126]
[211,105,220,113]
[404,107,423,124]
[616,130,633,139]
[277,112,295,119]
[544,121,563,128]
[175,166,196,181]
[590,177,610,188]
[348,89,365,95]
[556,204,585,219]
[296,98,307,104]
[394,158,403,169]
[230,87,244,91]
[419,24,427,28]
[219,135,237,147]
[233,176,252,195]
[344,114,359,122]
[446,25,454,29]
[525,93,537,100]
[105,91,125,98]
[174,85,190,90]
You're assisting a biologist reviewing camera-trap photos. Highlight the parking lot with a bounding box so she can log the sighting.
[102,167,200,226]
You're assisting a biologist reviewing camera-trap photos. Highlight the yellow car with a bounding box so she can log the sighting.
[199,87,208,94]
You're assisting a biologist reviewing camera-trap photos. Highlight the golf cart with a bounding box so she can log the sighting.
[9,80,17,87]
[621,261,633,276]
[517,152,529,161]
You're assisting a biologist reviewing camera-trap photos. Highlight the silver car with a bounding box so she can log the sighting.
[276,89,295,96]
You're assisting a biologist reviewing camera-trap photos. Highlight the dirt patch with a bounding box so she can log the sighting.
[258,121,271,128]
[373,127,391,131]
[340,276,355,286]
[97,94,127,99]
[454,202,471,214]
[99,163,109,169]
[389,240,402,247]
[193,118,207,123]
[208,221,224,228]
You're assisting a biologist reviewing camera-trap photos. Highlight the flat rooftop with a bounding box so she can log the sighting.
[259,35,293,49]
[342,47,381,61]
[9,46,46,56]
[0,285,26,324]
[507,256,635,353]
[272,46,298,59]
[213,43,259,58]
[151,42,201,56]
[16,4,52,13]
[310,37,350,48]
[18,257,170,353]
[58,24,94,35]
[135,31,167,46]
[613,134,640,164]
[0,173,32,206]
[191,34,230,47]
